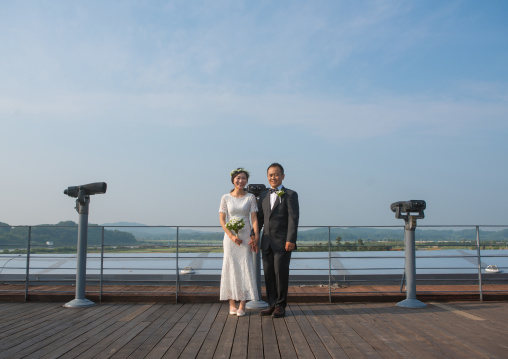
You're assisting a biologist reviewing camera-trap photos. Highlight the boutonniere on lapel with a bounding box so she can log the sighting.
[276,190,285,198]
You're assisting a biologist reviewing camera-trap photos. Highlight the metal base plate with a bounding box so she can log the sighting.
[245,300,269,310]
[63,298,96,308]
[396,298,427,308]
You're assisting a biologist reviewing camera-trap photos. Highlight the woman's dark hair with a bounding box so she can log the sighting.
[267,162,284,174]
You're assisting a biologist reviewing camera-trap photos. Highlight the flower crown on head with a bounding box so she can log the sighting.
[230,168,250,177]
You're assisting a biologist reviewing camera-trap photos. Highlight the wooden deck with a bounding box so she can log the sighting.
[1,300,507,358]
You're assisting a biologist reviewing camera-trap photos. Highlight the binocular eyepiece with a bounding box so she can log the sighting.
[246,184,267,197]
[64,182,107,198]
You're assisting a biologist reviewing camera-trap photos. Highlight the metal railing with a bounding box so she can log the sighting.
[1,224,507,302]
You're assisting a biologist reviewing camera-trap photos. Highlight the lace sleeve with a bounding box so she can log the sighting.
[249,194,258,213]
[219,194,228,213]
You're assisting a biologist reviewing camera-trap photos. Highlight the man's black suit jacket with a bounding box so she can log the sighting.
[257,187,299,251]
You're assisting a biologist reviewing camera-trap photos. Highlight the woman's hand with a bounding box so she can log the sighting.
[231,236,242,246]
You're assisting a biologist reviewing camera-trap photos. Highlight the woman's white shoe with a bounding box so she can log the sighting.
[229,308,237,315]
[237,309,246,317]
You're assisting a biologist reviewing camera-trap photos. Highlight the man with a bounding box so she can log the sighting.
[257,163,299,318]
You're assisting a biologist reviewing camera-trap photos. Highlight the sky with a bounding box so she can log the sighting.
[1,0,508,228]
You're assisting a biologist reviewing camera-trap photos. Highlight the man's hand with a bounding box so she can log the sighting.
[285,242,295,251]
[248,236,259,253]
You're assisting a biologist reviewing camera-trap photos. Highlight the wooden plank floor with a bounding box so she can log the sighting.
[1,301,507,358]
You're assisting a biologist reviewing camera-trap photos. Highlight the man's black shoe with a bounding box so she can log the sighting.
[260,307,275,316]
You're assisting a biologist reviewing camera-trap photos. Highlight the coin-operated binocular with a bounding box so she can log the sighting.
[390,200,427,309]
[390,200,426,216]
[64,182,107,211]
[63,182,107,308]
[391,200,425,230]
[64,182,107,196]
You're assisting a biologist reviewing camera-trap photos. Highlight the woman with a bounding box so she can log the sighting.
[219,168,259,316]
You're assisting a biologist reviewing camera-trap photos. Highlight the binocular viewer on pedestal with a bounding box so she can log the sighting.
[391,199,427,308]
[63,182,107,308]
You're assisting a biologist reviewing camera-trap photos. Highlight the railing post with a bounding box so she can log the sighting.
[24,226,31,302]
[100,226,105,303]
[476,226,483,301]
[400,270,406,292]
[328,227,332,303]
[176,227,179,303]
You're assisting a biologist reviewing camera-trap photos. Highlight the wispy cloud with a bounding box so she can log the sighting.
[3,89,507,141]
[0,1,465,95]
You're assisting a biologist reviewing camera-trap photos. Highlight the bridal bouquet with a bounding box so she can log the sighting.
[226,217,245,235]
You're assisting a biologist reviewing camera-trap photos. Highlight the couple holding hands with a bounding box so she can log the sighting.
[219,163,299,318]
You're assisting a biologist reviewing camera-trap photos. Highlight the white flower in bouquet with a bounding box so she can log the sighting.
[226,217,245,235]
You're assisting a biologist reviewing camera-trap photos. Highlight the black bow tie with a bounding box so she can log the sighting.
[269,188,278,193]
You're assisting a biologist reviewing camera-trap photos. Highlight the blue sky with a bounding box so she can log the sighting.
[1,0,507,227]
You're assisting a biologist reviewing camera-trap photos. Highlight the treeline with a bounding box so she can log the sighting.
[100,223,225,242]
[3,221,507,248]
[102,224,508,243]
[0,221,137,247]
[296,227,508,242]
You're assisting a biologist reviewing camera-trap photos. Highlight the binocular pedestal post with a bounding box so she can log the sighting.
[397,216,426,308]
[64,193,95,308]
[245,186,269,310]
[246,248,269,310]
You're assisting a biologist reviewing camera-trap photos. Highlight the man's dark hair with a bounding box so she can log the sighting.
[267,162,284,174]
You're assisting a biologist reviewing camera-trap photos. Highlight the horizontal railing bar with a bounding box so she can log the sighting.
[2,224,507,228]
[35,253,497,258]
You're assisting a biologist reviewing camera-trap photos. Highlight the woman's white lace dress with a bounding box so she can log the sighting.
[219,193,259,301]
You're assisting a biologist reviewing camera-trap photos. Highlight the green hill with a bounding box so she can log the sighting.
[0,221,138,247]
